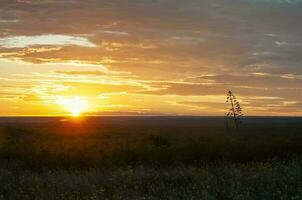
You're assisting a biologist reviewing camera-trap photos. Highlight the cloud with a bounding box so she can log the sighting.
[98,30,129,36]
[55,70,106,76]
[0,35,97,48]
[55,82,145,97]
[275,41,302,47]
[0,19,19,23]
[197,73,302,88]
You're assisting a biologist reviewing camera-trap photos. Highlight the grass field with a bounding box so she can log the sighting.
[0,117,302,199]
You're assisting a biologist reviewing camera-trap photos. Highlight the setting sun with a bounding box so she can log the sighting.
[56,97,88,117]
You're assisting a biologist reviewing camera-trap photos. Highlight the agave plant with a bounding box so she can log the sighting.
[226,91,243,130]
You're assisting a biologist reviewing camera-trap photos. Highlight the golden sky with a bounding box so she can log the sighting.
[0,0,302,116]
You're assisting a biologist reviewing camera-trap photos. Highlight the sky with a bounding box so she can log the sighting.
[0,0,302,116]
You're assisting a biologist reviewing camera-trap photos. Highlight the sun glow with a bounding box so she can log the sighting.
[56,97,88,117]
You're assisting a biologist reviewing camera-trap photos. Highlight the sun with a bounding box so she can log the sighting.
[56,97,88,117]
[71,107,81,117]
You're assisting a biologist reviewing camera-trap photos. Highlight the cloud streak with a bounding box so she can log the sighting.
[0,35,97,48]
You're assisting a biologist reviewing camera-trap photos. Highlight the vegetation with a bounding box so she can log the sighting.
[0,159,302,200]
[226,91,244,130]
[0,117,301,199]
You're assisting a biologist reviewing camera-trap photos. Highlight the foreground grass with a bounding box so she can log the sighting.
[0,158,301,200]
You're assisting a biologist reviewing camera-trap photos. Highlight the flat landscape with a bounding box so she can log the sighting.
[0,117,301,199]
[1,0,302,199]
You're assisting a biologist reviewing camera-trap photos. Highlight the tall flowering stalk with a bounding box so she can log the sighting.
[226,91,243,130]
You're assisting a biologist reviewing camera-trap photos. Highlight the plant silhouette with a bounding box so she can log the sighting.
[226,90,243,130]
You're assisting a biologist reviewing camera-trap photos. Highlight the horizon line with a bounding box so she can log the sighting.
[0,115,302,118]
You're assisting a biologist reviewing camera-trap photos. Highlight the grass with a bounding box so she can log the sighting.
[0,159,301,199]
[0,116,302,199]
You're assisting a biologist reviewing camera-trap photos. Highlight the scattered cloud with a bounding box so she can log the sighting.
[98,30,129,36]
[0,19,19,23]
[54,70,107,76]
[0,35,97,48]
[275,41,302,47]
